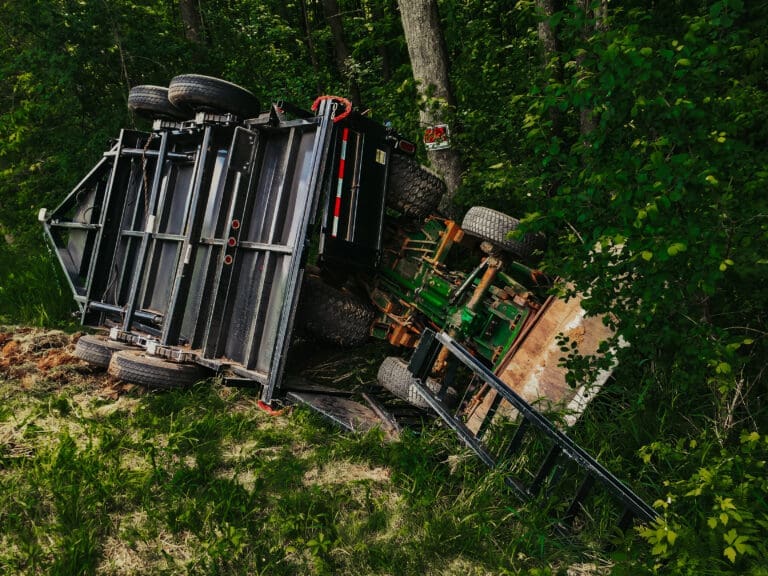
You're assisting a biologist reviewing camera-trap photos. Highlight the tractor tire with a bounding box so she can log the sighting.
[74,334,134,369]
[461,206,544,260]
[387,154,446,219]
[108,350,207,390]
[168,74,260,119]
[297,275,374,347]
[127,85,190,120]
[377,356,457,409]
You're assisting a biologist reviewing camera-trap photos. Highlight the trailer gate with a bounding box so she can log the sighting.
[43,102,338,401]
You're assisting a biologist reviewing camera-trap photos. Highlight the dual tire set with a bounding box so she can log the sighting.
[127,74,260,121]
[75,335,204,390]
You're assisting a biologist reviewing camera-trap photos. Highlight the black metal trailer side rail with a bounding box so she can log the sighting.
[408,329,659,533]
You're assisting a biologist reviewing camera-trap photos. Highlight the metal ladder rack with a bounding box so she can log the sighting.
[408,329,659,534]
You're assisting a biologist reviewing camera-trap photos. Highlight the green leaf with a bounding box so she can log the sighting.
[641,251,654,261]
[734,535,752,554]
[667,242,687,256]
[724,546,737,563]
[741,431,760,443]
[715,362,732,374]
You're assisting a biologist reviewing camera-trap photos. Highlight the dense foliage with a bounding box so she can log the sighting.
[1,0,766,573]
[521,3,768,572]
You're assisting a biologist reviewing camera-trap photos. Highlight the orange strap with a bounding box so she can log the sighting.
[311,95,353,123]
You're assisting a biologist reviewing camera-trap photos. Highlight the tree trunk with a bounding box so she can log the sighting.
[179,0,203,43]
[536,0,563,197]
[396,0,462,217]
[299,0,324,96]
[536,0,559,62]
[322,0,362,107]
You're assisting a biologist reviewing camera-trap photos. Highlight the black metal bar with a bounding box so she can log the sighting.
[120,148,191,161]
[502,419,531,460]
[47,222,100,230]
[476,392,503,440]
[88,301,163,325]
[361,392,401,436]
[427,329,659,524]
[409,329,440,381]
[529,445,562,496]
[409,377,497,469]
[562,475,595,527]
[617,507,635,532]
[449,258,488,306]
[236,241,294,253]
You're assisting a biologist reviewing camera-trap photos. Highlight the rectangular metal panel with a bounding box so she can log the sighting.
[221,129,318,370]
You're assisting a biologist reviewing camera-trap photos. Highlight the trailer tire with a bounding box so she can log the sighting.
[377,356,457,409]
[297,275,373,347]
[108,350,207,390]
[74,334,134,369]
[168,74,260,119]
[387,154,445,219]
[128,85,190,120]
[461,206,544,260]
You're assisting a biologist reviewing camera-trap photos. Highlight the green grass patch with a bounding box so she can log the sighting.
[0,335,641,575]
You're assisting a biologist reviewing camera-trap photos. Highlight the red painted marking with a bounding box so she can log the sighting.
[334,196,342,217]
[338,157,346,178]
[257,400,287,416]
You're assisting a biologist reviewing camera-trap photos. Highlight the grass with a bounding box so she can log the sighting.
[0,244,76,328]
[0,328,644,575]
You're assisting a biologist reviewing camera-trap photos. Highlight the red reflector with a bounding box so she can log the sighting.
[231,219,240,230]
[228,237,237,247]
[398,140,416,154]
[224,255,233,265]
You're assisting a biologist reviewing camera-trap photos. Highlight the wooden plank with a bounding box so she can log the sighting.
[465,293,616,433]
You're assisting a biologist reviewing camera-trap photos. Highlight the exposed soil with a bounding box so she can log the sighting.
[0,326,142,400]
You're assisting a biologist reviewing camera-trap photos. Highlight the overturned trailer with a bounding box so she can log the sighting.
[41,78,402,403]
[41,74,657,534]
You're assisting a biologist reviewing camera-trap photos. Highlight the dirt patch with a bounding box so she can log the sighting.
[36,349,80,371]
[0,339,22,369]
[1,328,82,378]
[0,328,137,401]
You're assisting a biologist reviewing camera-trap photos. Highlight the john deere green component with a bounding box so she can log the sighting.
[369,216,540,369]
